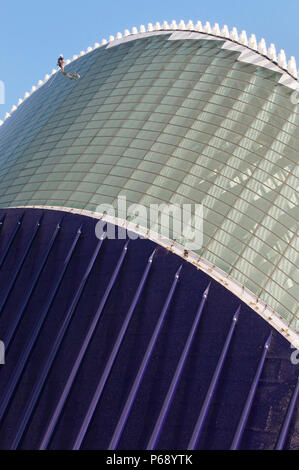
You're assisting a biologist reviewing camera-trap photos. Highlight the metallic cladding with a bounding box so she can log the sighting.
[0,208,298,450]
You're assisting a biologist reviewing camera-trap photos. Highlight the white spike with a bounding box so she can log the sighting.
[258,38,267,55]
[221,25,230,38]
[230,27,239,41]
[7,22,294,138]
[186,20,194,30]
[278,49,287,69]
[288,56,297,77]
[178,19,185,30]
[248,34,257,50]
[267,43,277,61]
[195,20,203,32]
[239,30,248,46]
[203,21,212,34]
[65,59,71,65]
[212,23,221,36]
[0,120,3,126]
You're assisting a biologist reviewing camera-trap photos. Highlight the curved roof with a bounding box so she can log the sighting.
[0,20,298,124]
[0,26,298,342]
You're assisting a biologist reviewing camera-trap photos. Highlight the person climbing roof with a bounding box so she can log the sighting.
[57,55,64,72]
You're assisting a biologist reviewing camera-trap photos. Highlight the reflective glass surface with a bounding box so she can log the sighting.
[0,34,298,327]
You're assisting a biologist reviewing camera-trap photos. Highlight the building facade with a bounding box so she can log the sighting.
[0,21,298,449]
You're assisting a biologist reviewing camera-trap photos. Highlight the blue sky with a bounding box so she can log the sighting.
[0,0,298,120]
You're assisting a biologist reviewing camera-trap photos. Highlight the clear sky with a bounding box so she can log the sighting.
[0,0,298,121]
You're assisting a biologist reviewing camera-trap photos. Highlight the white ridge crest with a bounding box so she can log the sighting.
[1,19,298,126]
[195,21,203,32]
[178,20,185,30]
[278,49,287,69]
[221,25,230,38]
[212,23,221,36]
[204,21,212,34]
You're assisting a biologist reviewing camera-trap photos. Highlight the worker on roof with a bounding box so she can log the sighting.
[57,54,65,72]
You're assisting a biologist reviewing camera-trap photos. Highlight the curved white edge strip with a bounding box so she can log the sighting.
[1,20,298,126]
[106,30,171,48]
[9,204,299,349]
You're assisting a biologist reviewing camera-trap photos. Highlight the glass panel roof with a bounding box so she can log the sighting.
[0,34,298,328]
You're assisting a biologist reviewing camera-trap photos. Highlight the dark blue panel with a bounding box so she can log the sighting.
[0,208,298,450]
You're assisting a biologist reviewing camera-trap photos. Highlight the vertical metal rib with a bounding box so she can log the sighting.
[0,215,42,313]
[230,332,272,450]
[4,218,62,350]
[10,231,105,450]
[39,240,130,450]
[0,226,82,423]
[109,265,182,450]
[275,376,299,450]
[0,213,24,269]
[146,282,211,450]
[188,306,240,450]
[73,248,156,450]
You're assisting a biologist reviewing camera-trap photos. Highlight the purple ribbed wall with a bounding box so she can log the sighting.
[0,208,298,450]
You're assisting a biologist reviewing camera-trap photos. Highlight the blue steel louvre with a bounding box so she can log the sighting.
[188,306,240,450]
[0,208,297,450]
[4,218,62,350]
[146,282,211,450]
[275,377,299,450]
[73,248,156,449]
[0,213,24,268]
[230,332,272,450]
[39,239,130,449]
[0,214,41,312]
[10,229,106,449]
[0,224,82,424]
[109,265,182,450]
